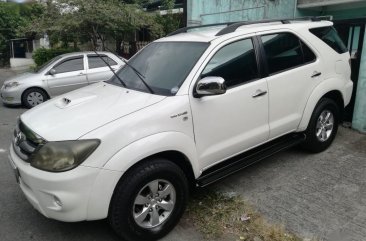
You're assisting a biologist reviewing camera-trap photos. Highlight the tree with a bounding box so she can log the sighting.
[22,0,163,51]
[154,0,182,36]
[0,2,44,65]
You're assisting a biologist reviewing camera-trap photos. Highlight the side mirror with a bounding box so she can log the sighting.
[48,69,56,75]
[195,76,226,98]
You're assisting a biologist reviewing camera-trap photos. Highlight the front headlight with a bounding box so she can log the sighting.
[29,139,100,172]
[4,81,20,89]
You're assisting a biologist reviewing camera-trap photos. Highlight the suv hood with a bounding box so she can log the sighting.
[21,82,166,141]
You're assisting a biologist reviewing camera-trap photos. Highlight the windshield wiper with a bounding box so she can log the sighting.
[120,58,154,94]
[93,50,127,88]
[104,46,154,94]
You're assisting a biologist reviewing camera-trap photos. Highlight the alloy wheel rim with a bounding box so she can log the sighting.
[133,179,176,229]
[316,110,334,142]
[27,92,44,106]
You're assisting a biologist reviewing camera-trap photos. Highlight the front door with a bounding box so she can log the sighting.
[47,55,88,96]
[189,38,269,169]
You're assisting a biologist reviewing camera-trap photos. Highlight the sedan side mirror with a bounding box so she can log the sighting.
[195,76,226,98]
[48,69,57,75]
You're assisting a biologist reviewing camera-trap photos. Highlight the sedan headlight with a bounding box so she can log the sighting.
[30,140,100,172]
[4,81,20,89]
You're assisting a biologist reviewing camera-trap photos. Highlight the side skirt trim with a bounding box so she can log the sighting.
[196,133,306,187]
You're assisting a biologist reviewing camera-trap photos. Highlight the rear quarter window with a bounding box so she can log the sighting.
[309,26,348,54]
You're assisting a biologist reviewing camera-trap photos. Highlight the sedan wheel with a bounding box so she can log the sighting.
[22,88,49,109]
[27,91,44,107]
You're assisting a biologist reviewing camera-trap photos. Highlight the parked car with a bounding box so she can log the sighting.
[1,51,124,108]
[8,18,352,241]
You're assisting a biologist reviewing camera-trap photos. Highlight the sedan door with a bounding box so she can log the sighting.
[46,55,88,96]
[189,38,269,169]
[86,54,120,84]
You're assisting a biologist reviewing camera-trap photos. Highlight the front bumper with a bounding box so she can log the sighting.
[8,144,101,222]
[1,86,22,105]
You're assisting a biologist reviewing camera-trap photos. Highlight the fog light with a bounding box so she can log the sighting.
[5,97,14,101]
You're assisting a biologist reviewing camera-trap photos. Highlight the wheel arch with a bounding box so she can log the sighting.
[21,86,50,105]
[144,150,196,187]
[86,132,199,220]
[323,90,344,119]
[298,80,346,132]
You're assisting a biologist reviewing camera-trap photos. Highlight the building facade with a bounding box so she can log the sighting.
[187,0,366,133]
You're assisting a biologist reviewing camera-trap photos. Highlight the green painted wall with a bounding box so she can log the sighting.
[324,7,366,20]
[187,0,298,26]
[352,26,366,133]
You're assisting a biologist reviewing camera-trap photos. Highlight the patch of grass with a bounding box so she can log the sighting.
[185,190,305,241]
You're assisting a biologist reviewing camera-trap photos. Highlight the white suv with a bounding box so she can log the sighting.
[8,18,353,241]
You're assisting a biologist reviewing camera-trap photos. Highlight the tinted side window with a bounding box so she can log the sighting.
[54,57,84,74]
[201,39,258,87]
[309,27,348,54]
[88,55,118,69]
[261,33,304,75]
[301,41,316,63]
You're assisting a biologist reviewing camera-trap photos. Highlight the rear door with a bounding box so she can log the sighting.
[86,54,119,84]
[258,31,324,138]
[46,55,88,96]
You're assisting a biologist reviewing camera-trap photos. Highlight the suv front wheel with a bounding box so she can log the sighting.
[109,158,189,241]
[301,98,340,153]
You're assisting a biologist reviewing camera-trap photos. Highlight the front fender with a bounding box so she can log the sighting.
[103,131,199,176]
[297,77,352,131]
[86,132,199,220]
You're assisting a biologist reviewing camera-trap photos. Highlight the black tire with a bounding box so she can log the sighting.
[301,98,340,153]
[22,88,49,109]
[109,158,189,241]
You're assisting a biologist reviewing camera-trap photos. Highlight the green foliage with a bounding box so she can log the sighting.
[22,0,164,50]
[0,2,45,66]
[32,47,78,66]
[155,13,182,36]
[154,0,182,36]
[0,3,25,65]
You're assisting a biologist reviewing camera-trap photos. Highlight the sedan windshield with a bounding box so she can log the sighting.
[34,55,63,73]
[107,42,209,96]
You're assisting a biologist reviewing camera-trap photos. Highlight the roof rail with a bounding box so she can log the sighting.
[215,16,332,36]
[167,16,332,37]
[167,21,237,36]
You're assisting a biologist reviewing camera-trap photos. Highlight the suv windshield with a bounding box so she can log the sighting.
[107,42,209,96]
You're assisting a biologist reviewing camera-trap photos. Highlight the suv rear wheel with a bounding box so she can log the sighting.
[301,98,340,153]
[109,158,189,241]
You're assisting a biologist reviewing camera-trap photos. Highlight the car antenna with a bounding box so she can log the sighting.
[93,50,127,87]
[104,46,154,94]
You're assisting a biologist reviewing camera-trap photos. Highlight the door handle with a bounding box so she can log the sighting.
[252,89,267,98]
[311,71,321,78]
[78,72,85,76]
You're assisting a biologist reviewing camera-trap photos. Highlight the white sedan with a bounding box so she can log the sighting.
[1,51,125,108]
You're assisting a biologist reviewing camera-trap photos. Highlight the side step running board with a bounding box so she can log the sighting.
[196,133,306,187]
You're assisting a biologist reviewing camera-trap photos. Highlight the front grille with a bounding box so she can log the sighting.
[13,120,45,162]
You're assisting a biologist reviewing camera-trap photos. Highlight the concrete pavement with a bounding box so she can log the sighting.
[1,68,366,241]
